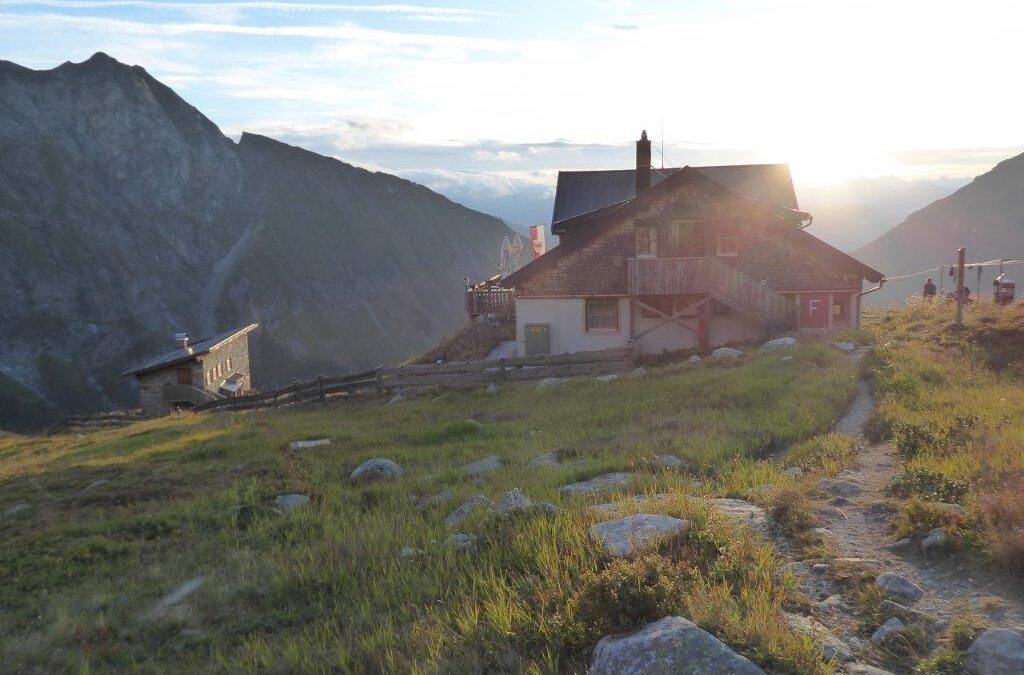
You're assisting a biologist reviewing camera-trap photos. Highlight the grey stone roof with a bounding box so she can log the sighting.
[122,323,257,376]
[551,164,798,227]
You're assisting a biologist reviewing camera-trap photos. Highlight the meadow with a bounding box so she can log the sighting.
[0,343,860,673]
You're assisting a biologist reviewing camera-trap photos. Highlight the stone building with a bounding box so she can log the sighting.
[123,324,258,417]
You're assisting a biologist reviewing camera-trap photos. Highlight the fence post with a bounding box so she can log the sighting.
[318,376,325,402]
[498,358,507,383]
[375,366,385,396]
[273,388,279,408]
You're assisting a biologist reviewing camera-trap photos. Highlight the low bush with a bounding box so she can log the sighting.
[893,497,966,539]
[766,487,817,536]
[888,469,969,504]
[784,433,859,475]
[916,649,964,675]
[978,485,1024,575]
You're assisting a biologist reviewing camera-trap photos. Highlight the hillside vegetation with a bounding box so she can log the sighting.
[865,300,1024,574]
[0,344,860,673]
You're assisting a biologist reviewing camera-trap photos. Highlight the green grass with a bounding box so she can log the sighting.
[0,343,858,673]
[865,299,1024,571]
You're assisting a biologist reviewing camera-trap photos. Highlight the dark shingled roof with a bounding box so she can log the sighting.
[122,324,258,376]
[551,164,798,231]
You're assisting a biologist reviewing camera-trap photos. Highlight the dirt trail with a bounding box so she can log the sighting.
[823,374,1024,628]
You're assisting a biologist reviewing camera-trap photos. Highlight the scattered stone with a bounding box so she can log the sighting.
[274,494,310,512]
[783,466,804,478]
[590,514,689,558]
[761,336,798,351]
[386,393,406,405]
[652,454,685,470]
[817,478,863,497]
[819,594,849,611]
[495,489,532,516]
[965,628,1024,675]
[590,615,766,675]
[935,501,966,515]
[812,563,828,575]
[830,496,851,507]
[5,502,31,516]
[688,354,702,363]
[595,374,619,383]
[921,527,951,556]
[86,479,111,490]
[837,469,859,480]
[875,572,924,605]
[711,347,743,359]
[871,617,906,644]
[463,455,502,477]
[486,383,499,395]
[445,495,492,528]
[529,452,560,467]
[832,341,857,353]
[885,537,914,552]
[708,498,773,538]
[531,501,558,516]
[399,546,425,560]
[288,438,331,450]
[780,355,794,362]
[446,533,477,554]
[536,377,565,390]
[151,576,206,618]
[864,501,897,519]
[560,472,633,497]
[879,599,938,625]
[351,457,404,483]
[783,612,853,662]
[809,527,835,539]
[414,491,454,511]
[631,366,647,377]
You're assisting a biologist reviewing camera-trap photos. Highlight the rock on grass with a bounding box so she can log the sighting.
[288,438,330,450]
[446,533,477,554]
[783,611,853,662]
[559,472,632,497]
[870,617,906,644]
[274,494,310,512]
[463,455,502,476]
[589,513,689,558]
[965,628,1024,675]
[875,572,924,605]
[590,616,766,675]
[350,458,404,483]
[445,495,492,528]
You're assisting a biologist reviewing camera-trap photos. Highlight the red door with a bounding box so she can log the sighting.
[800,293,830,329]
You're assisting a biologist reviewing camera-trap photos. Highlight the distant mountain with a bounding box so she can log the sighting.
[799,176,968,251]
[0,53,515,431]
[855,152,1024,306]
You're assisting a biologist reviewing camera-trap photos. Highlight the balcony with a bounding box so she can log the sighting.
[627,257,798,329]
[465,286,515,319]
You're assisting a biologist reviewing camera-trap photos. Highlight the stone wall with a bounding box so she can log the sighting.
[200,333,252,394]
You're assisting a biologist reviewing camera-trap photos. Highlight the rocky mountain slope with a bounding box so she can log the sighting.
[856,151,1024,305]
[0,53,514,430]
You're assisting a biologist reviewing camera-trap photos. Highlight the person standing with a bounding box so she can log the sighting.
[923,277,937,299]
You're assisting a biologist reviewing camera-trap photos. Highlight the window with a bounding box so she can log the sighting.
[226,358,233,371]
[176,367,192,385]
[717,234,739,257]
[585,298,619,331]
[635,225,657,258]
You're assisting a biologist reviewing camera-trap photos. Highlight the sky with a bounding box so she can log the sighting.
[1,0,1022,225]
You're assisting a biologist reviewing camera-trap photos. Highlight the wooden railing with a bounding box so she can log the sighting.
[627,257,798,328]
[164,383,223,406]
[465,287,515,318]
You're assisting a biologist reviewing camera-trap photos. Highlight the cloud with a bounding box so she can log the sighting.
[611,23,638,30]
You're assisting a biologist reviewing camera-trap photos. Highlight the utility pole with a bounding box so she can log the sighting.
[956,247,966,326]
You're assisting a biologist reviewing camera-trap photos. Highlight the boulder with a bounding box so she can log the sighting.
[590,616,766,675]
[920,527,951,556]
[288,438,331,450]
[761,336,797,352]
[965,628,1024,675]
[398,546,425,560]
[879,599,937,625]
[783,611,853,662]
[351,458,404,483]
[536,377,565,391]
[832,341,857,353]
[885,537,914,552]
[590,513,689,558]
[688,354,702,363]
[780,355,794,362]
[711,347,743,359]
[386,393,406,405]
[274,494,310,512]
[707,498,773,538]
[559,472,633,497]
[495,489,532,516]
[595,374,619,383]
[631,366,648,377]
[870,617,906,644]
[817,478,863,497]
[531,501,559,516]
[463,455,502,477]
[529,452,560,467]
[875,572,924,605]
[446,533,477,554]
[652,454,685,470]
[783,466,804,479]
[445,495,492,528]
[414,490,454,511]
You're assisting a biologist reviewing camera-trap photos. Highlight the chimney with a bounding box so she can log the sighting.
[635,130,652,195]
[175,332,190,349]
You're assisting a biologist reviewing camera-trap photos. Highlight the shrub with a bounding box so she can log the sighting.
[947,612,989,651]
[979,486,1024,575]
[572,555,688,640]
[893,497,966,539]
[916,648,964,674]
[784,433,859,474]
[888,469,969,503]
[766,487,817,536]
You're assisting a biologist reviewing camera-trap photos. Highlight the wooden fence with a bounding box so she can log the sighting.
[195,347,635,414]
[48,408,145,434]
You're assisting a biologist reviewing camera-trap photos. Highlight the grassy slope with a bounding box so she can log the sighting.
[864,299,1024,571]
[0,344,859,673]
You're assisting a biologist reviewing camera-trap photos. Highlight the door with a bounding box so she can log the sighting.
[800,293,831,329]
[524,323,551,355]
[176,367,193,385]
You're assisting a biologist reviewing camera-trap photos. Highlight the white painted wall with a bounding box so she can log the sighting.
[515,297,630,355]
[632,307,765,354]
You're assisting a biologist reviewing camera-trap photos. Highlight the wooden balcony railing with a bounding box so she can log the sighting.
[465,287,515,318]
[627,257,798,329]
